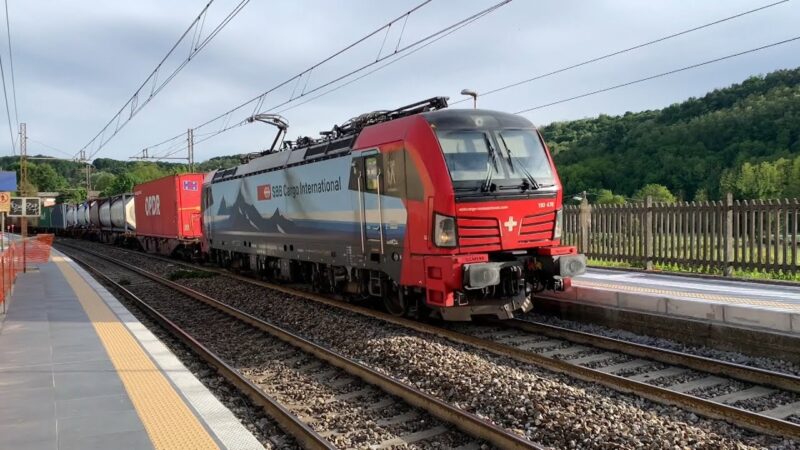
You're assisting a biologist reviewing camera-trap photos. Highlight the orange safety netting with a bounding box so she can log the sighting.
[24,234,55,264]
[0,233,55,308]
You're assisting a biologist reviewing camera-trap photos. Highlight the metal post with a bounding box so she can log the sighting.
[187,128,195,172]
[1,212,4,314]
[644,196,654,271]
[724,192,734,277]
[578,195,591,254]
[19,123,27,193]
[21,217,26,273]
[19,123,27,273]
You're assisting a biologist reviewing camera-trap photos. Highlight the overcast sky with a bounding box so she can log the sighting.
[6,0,800,162]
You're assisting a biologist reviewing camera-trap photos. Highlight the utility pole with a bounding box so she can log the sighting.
[19,122,27,273]
[77,149,91,197]
[187,128,194,172]
[19,123,27,194]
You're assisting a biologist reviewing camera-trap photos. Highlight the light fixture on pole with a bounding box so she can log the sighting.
[460,89,478,109]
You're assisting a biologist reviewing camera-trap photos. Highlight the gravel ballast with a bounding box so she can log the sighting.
[61,242,800,449]
[64,245,486,449]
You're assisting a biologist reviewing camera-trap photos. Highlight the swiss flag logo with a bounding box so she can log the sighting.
[257,184,272,200]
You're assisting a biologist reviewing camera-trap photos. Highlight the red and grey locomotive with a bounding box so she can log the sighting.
[202,97,586,320]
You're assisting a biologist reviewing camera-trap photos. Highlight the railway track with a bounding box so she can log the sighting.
[58,241,800,443]
[448,319,800,437]
[59,243,541,450]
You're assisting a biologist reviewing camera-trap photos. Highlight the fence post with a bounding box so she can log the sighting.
[723,192,734,276]
[579,197,591,254]
[644,196,654,270]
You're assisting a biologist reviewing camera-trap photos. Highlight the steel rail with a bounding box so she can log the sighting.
[60,243,543,450]
[500,318,800,394]
[58,242,800,440]
[66,251,335,450]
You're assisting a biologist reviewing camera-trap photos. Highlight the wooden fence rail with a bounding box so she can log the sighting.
[562,194,800,276]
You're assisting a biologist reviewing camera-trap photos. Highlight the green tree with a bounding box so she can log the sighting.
[57,188,87,204]
[105,173,136,196]
[541,68,800,200]
[92,171,117,195]
[787,156,800,198]
[594,189,626,205]
[29,163,69,192]
[129,162,168,184]
[633,184,677,203]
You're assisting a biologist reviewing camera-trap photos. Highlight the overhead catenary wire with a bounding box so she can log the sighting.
[0,51,14,155]
[27,138,76,159]
[138,0,437,159]
[451,0,790,105]
[188,0,436,133]
[164,0,509,158]
[4,0,18,136]
[80,0,253,161]
[256,1,510,117]
[142,0,512,160]
[141,0,440,159]
[276,5,495,117]
[514,35,800,114]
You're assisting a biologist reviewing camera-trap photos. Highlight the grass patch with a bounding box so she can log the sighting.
[167,269,216,281]
[587,258,800,282]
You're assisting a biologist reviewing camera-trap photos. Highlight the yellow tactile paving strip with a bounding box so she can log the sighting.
[576,280,800,312]
[53,257,220,450]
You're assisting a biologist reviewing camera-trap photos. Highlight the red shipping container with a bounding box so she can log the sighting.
[133,174,204,239]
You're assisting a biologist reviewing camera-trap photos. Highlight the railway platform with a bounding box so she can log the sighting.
[545,268,800,334]
[0,248,263,450]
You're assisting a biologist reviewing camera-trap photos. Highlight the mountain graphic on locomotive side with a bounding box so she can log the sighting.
[38,96,586,321]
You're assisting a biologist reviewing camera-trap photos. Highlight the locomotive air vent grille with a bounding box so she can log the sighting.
[518,211,556,244]
[457,217,502,252]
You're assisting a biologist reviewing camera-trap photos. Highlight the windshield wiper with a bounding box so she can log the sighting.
[482,134,499,192]
[498,133,540,191]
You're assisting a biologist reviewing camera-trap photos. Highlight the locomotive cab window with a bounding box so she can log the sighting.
[365,156,379,191]
[349,151,382,194]
[349,148,415,199]
[435,128,556,189]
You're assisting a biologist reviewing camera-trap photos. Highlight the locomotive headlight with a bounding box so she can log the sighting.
[553,209,563,240]
[434,213,457,247]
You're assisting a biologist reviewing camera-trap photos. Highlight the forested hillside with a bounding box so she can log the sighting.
[0,154,241,202]
[541,68,800,201]
[3,68,799,204]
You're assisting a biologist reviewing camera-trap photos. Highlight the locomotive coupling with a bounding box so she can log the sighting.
[463,261,522,290]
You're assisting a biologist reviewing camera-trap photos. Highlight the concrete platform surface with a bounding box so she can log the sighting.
[544,268,800,334]
[0,249,263,450]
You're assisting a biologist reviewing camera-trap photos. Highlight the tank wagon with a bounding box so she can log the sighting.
[89,200,101,230]
[76,203,88,227]
[203,97,586,320]
[66,204,77,228]
[94,193,137,243]
[133,173,204,257]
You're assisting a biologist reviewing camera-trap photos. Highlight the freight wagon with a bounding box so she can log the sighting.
[66,204,77,228]
[133,173,204,257]
[38,204,68,232]
[89,200,100,229]
[95,194,137,243]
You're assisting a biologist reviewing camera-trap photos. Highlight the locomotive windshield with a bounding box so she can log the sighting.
[436,128,555,191]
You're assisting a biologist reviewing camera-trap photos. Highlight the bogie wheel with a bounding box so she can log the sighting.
[383,284,407,316]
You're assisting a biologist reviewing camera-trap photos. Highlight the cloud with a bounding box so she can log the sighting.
[6,0,800,161]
